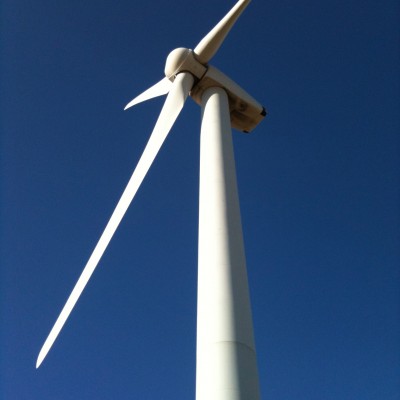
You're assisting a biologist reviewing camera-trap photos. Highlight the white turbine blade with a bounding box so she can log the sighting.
[194,0,251,65]
[124,77,172,110]
[36,72,194,369]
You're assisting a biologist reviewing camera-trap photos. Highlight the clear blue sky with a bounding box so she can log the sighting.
[1,0,399,399]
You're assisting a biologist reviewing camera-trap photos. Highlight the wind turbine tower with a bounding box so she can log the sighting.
[37,1,266,399]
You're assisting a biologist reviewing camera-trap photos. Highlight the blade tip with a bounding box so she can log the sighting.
[36,346,47,369]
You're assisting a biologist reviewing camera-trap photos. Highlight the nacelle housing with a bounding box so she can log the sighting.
[191,66,267,133]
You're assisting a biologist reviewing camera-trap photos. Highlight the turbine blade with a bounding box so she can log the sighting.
[36,72,194,369]
[124,77,172,110]
[194,0,251,65]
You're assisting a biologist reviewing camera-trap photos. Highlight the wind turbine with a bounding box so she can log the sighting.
[37,0,266,398]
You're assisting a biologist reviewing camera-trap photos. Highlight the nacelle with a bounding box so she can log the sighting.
[191,66,267,133]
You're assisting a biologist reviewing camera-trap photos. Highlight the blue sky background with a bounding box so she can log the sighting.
[1,0,399,399]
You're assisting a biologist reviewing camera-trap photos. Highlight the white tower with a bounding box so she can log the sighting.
[197,87,261,399]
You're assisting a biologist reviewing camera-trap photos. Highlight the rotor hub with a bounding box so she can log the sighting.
[164,48,207,82]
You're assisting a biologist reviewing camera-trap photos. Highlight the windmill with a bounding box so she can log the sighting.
[37,0,266,398]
